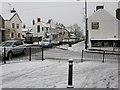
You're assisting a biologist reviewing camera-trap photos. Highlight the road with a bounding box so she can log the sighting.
[2,43,118,64]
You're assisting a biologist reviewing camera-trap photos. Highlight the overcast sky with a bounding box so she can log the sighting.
[1,0,119,31]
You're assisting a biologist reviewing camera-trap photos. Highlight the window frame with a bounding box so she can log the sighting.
[17,24,19,29]
[91,22,99,30]
[12,23,15,28]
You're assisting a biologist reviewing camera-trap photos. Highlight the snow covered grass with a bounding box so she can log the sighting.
[1,60,118,88]
[57,41,85,52]
[68,41,85,52]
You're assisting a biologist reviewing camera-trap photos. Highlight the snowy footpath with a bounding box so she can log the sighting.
[0,41,118,88]
[1,60,118,88]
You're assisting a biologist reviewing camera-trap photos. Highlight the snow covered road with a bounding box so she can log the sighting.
[1,60,118,88]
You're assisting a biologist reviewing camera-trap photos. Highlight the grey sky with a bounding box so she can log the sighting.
[1,1,119,30]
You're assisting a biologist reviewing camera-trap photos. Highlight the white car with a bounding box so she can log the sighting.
[0,40,26,60]
[39,39,53,48]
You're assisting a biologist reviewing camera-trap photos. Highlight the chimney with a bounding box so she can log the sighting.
[96,6,104,11]
[33,20,35,25]
[48,19,51,24]
[11,8,16,13]
[116,8,120,20]
[23,24,26,28]
[37,18,41,22]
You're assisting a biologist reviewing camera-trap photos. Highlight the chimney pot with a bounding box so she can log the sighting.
[37,18,41,22]
[96,6,104,11]
[33,20,35,25]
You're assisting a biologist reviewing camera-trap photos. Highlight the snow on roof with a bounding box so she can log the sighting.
[88,9,117,20]
[2,13,15,20]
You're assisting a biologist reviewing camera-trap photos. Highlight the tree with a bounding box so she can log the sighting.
[67,24,84,40]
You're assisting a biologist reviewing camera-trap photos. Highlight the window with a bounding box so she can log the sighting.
[17,41,23,45]
[42,27,44,31]
[17,24,19,29]
[12,23,15,28]
[91,22,99,29]
[18,33,21,38]
[46,27,49,32]
[37,25,40,32]
[11,33,14,38]
[37,18,41,22]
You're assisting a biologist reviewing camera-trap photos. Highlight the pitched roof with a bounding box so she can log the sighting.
[88,9,117,21]
[0,15,4,20]
[10,13,22,23]
[2,13,22,23]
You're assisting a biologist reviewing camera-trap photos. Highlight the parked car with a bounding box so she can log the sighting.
[0,40,26,60]
[52,38,60,45]
[39,39,53,48]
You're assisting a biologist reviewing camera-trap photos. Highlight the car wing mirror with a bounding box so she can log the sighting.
[13,45,16,47]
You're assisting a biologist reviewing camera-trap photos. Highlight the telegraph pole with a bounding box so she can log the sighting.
[85,0,88,50]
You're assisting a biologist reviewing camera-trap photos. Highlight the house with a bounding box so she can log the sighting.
[88,6,119,49]
[31,18,69,42]
[22,24,32,39]
[46,19,57,40]
[2,9,22,40]
[117,1,120,42]
[0,15,5,42]
[31,18,49,41]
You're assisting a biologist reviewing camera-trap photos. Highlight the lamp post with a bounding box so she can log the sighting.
[77,0,88,50]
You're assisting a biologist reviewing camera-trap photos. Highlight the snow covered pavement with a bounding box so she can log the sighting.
[1,60,118,88]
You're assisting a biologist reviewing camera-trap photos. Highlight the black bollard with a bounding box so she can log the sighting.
[81,50,84,62]
[29,46,31,61]
[42,46,44,61]
[67,59,74,88]
[3,47,6,64]
[102,50,105,63]
[69,42,72,47]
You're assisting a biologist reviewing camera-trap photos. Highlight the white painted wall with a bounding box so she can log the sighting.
[88,9,118,48]
[32,22,46,38]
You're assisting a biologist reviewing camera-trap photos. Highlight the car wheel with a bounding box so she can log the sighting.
[7,51,13,60]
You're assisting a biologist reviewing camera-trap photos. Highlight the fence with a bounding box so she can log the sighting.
[1,46,44,64]
[1,44,119,65]
[81,49,119,63]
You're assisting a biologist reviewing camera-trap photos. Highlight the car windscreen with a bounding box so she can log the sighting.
[1,42,13,47]
[42,40,49,42]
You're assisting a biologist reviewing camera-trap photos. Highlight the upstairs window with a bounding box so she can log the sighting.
[91,22,99,30]
[37,25,40,32]
[42,27,44,31]
[12,23,15,28]
[46,27,49,32]
[17,24,19,29]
